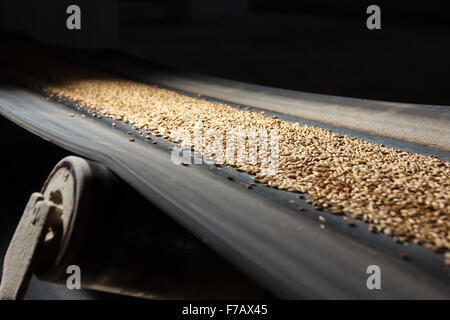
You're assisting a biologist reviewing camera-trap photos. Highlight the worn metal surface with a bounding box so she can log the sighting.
[1,84,449,299]
[0,193,61,300]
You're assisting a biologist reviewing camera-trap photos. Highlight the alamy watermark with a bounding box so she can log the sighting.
[170,121,280,175]
[366,5,381,30]
[66,5,81,30]
[66,265,81,290]
[366,265,381,290]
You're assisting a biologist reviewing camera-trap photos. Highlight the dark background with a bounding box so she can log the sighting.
[1,0,450,105]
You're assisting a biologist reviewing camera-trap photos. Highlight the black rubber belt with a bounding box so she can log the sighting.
[1,84,449,299]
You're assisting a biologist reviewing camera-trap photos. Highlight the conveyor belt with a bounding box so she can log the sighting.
[1,74,449,299]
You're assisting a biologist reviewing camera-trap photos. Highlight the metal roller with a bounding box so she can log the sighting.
[0,156,263,299]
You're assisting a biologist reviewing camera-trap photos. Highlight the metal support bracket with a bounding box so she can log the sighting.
[0,193,62,300]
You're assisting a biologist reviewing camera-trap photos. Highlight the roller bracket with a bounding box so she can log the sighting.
[0,193,62,300]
